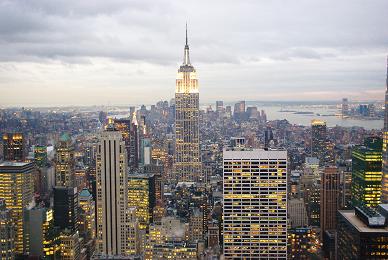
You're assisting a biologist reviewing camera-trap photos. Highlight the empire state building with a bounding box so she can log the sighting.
[174,26,202,182]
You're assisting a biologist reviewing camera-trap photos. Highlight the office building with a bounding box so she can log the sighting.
[223,148,287,259]
[320,166,340,236]
[288,198,308,228]
[174,26,202,182]
[127,173,156,230]
[0,162,34,254]
[59,230,81,260]
[53,186,78,232]
[0,199,15,259]
[216,101,224,113]
[342,98,349,116]
[113,118,131,165]
[130,114,139,170]
[352,137,382,207]
[288,227,320,259]
[96,124,128,255]
[79,188,96,241]
[338,205,388,259]
[34,145,48,167]
[55,133,75,187]
[2,133,25,161]
[311,119,327,165]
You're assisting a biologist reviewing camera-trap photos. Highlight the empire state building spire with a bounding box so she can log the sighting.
[183,23,191,65]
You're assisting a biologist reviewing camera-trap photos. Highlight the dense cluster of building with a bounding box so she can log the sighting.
[0,31,388,260]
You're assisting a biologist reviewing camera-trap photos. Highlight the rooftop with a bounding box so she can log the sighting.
[0,161,32,167]
[339,210,388,233]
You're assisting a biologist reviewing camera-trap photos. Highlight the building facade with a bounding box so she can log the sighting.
[223,149,287,259]
[96,125,128,255]
[55,133,75,187]
[0,162,34,254]
[352,137,382,207]
[174,27,201,182]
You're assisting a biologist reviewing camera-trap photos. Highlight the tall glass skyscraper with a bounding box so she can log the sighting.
[174,26,201,182]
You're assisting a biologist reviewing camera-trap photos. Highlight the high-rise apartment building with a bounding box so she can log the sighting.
[320,166,340,236]
[0,162,34,254]
[96,125,128,255]
[352,137,382,207]
[174,26,201,182]
[223,148,287,259]
[2,133,25,161]
[55,133,75,187]
[381,57,388,203]
[311,119,327,165]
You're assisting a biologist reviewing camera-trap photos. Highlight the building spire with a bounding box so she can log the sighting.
[183,23,190,65]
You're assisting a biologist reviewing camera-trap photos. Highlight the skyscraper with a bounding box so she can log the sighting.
[0,162,34,254]
[53,186,78,232]
[352,137,382,207]
[55,133,75,187]
[223,148,287,259]
[320,166,340,236]
[96,124,128,255]
[311,119,327,165]
[382,57,388,203]
[174,25,201,182]
[2,133,25,161]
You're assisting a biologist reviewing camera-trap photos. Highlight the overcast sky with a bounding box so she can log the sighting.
[0,0,387,107]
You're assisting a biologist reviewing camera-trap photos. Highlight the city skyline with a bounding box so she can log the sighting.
[1,0,388,106]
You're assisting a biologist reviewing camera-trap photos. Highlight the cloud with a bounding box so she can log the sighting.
[0,0,387,106]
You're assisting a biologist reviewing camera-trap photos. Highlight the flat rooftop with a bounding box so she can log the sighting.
[0,161,32,167]
[223,148,287,160]
[339,210,388,233]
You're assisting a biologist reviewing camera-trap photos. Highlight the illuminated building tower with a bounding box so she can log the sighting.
[0,199,15,259]
[79,188,96,241]
[311,119,327,165]
[223,148,287,259]
[59,230,81,260]
[189,208,204,242]
[174,25,201,182]
[34,145,47,167]
[0,162,34,254]
[53,186,78,232]
[352,137,382,207]
[2,133,25,161]
[55,133,75,187]
[127,173,156,230]
[113,118,131,165]
[338,205,388,259]
[24,205,59,258]
[320,166,340,236]
[288,227,320,259]
[125,207,141,256]
[96,124,128,255]
[381,57,388,203]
